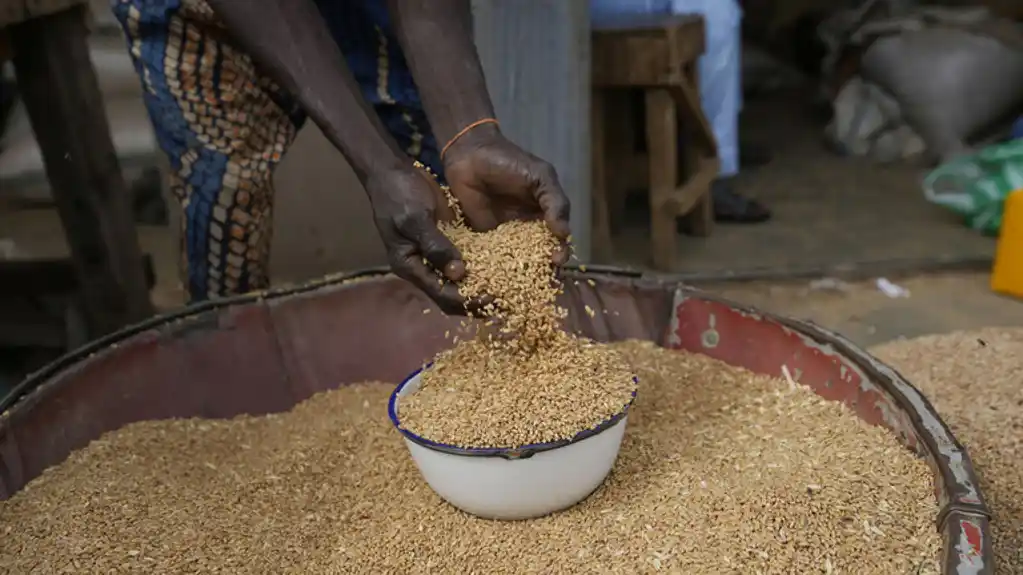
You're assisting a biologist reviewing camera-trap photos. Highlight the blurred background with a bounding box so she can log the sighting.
[4,0,1023,392]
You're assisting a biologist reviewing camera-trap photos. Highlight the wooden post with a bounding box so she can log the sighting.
[9,5,154,338]
[471,0,593,262]
[645,89,678,271]
[590,89,610,261]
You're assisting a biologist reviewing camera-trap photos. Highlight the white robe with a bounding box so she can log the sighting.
[590,0,743,177]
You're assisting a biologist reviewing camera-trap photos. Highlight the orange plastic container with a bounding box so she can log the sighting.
[992,189,1023,298]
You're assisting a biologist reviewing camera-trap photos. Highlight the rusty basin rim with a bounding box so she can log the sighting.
[1,264,638,414]
[1,267,389,414]
[388,362,639,460]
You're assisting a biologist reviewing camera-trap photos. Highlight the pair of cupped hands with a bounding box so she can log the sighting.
[365,126,571,315]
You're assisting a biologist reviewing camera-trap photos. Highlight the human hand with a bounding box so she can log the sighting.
[442,124,572,264]
[364,165,471,314]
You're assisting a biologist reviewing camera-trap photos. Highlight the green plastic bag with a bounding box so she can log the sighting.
[923,140,1023,235]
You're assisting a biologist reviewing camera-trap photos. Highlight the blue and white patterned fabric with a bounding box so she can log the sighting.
[112,0,439,301]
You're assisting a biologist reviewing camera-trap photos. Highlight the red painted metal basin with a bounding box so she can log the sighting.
[0,267,994,573]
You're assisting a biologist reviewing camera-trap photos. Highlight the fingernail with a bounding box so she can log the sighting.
[444,260,466,281]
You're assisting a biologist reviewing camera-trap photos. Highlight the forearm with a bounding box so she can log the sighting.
[387,0,499,146]
[207,0,405,181]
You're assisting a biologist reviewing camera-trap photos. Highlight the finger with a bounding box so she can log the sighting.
[450,183,500,232]
[395,211,465,282]
[390,248,468,315]
[552,243,570,265]
[534,166,572,240]
[539,190,571,239]
[416,169,457,223]
[498,204,544,222]
[464,294,496,316]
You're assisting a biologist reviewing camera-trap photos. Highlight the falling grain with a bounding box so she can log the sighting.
[439,218,564,350]
[400,171,636,449]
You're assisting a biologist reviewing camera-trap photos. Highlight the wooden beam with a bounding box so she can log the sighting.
[471,0,592,262]
[9,5,154,338]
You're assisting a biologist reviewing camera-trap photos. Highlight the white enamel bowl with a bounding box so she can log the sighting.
[388,366,637,520]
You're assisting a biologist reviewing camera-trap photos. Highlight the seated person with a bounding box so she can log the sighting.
[591,0,771,224]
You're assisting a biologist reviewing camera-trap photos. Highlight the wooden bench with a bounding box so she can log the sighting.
[591,14,720,271]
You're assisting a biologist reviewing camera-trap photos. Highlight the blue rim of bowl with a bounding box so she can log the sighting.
[387,362,639,460]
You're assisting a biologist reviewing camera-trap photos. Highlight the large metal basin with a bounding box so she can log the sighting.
[0,267,994,574]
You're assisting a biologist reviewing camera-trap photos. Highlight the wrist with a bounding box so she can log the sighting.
[363,160,415,186]
[342,143,406,185]
[441,121,502,166]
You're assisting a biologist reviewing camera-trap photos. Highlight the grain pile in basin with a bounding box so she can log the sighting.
[871,328,1023,573]
[397,188,636,448]
[0,174,944,572]
[0,342,941,574]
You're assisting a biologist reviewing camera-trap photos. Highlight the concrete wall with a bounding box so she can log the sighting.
[472,0,592,261]
[269,128,385,282]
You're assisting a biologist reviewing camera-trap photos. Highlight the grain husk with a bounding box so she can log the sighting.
[0,342,940,574]
[871,328,1023,573]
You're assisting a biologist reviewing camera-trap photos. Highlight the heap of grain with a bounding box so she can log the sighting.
[871,328,1023,573]
[0,343,942,574]
[396,181,636,448]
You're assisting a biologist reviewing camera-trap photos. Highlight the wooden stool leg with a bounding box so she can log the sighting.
[10,5,154,338]
[689,194,714,236]
[644,88,678,271]
[674,63,717,238]
[590,89,613,262]
[682,148,715,237]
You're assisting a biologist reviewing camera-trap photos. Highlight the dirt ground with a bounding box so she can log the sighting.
[707,272,1023,348]
[601,88,997,275]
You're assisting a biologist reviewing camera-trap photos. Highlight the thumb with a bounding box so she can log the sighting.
[449,180,500,232]
[415,169,457,223]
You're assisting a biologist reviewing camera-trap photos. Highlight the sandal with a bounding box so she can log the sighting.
[709,179,771,224]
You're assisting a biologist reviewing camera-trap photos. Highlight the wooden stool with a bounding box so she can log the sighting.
[591,14,720,271]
